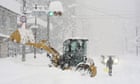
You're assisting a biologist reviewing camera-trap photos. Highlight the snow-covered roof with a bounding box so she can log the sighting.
[0,0,21,14]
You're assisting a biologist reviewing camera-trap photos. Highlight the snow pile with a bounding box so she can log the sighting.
[0,53,140,84]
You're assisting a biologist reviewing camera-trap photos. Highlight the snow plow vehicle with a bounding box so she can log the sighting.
[9,23,97,77]
[59,39,97,77]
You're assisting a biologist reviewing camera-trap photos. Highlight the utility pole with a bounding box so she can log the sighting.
[34,4,37,59]
[22,0,26,61]
[22,0,26,14]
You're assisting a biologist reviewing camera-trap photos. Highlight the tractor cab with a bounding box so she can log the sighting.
[60,39,88,69]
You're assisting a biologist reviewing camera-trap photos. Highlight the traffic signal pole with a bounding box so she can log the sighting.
[46,0,51,57]
[47,14,50,43]
[47,0,51,44]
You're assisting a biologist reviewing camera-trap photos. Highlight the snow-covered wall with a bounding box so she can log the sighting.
[75,0,136,56]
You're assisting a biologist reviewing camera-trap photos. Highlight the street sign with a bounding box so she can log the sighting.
[32,11,47,16]
[20,16,27,23]
[32,5,48,16]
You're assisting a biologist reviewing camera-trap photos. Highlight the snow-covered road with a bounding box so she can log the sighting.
[0,53,140,84]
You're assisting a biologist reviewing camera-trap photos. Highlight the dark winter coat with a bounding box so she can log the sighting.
[106,57,113,69]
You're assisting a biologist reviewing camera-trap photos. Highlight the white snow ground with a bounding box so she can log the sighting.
[0,53,140,84]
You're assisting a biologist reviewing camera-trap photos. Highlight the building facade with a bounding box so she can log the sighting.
[0,1,20,57]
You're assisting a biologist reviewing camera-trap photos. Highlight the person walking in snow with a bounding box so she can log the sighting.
[106,56,113,76]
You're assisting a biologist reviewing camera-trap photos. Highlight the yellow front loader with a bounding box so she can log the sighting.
[9,28,97,77]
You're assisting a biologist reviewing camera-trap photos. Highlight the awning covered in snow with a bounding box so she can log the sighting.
[0,33,9,43]
[0,33,9,38]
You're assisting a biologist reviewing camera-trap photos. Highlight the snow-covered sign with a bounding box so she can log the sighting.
[0,0,21,14]
[33,5,48,12]
[20,16,27,23]
[32,5,48,16]
[49,1,64,12]
[27,17,47,27]
[32,11,47,16]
